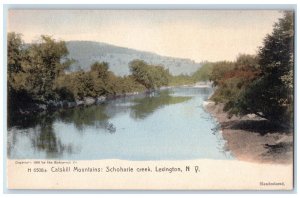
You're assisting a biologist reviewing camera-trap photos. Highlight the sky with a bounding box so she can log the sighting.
[8,10,283,62]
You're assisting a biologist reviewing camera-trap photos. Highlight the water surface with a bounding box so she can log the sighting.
[8,87,232,160]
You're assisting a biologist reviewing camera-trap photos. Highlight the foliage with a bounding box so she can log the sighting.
[8,33,211,113]
[8,32,24,78]
[168,74,195,86]
[240,12,294,123]
[24,36,72,101]
[168,62,214,86]
[129,59,170,89]
[7,33,74,118]
[56,62,147,100]
[192,62,214,82]
[7,32,30,115]
[209,61,235,86]
[209,12,294,125]
[8,33,72,105]
[8,33,152,110]
[209,55,260,117]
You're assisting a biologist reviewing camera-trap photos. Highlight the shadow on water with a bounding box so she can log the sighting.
[31,123,75,158]
[58,105,113,132]
[8,121,76,159]
[9,104,115,132]
[130,90,192,119]
[8,104,115,158]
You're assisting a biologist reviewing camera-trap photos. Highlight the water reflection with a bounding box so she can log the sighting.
[8,121,76,159]
[130,90,192,119]
[58,105,111,131]
[31,123,75,158]
[7,87,231,160]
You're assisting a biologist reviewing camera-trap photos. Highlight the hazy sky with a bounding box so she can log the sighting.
[8,10,283,62]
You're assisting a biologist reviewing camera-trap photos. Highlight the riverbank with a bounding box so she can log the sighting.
[203,101,293,164]
[14,82,212,115]
[14,89,153,116]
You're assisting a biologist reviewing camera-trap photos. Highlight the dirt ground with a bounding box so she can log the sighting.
[204,101,293,164]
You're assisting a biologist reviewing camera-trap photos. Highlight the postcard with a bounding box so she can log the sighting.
[5,7,294,190]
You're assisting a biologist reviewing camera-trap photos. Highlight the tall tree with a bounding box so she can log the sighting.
[7,32,28,114]
[239,11,294,123]
[8,32,23,79]
[21,35,72,101]
[90,62,110,95]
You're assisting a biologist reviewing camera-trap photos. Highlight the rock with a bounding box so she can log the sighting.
[84,97,96,106]
[76,100,84,106]
[96,96,106,104]
[246,114,257,119]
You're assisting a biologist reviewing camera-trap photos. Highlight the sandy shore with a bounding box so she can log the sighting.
[203,101,293,164]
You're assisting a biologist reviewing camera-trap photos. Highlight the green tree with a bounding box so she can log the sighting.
[168,74,195,86]
[129,59,169,89]
[8,32,23,79]
[7,32,30,114]
[209,61,235,86]
[209,55,260,117]
[192,62,214,82]
[90,62,110,95]
[8,33,75,113]
[239,12,294,123]
[151,65,170,88]
[60,71,95,100]
[23,35,72,101]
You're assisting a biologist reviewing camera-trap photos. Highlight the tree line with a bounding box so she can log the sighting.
[208,12,294,125]
[7,37,168,111]
[8,33,207,114]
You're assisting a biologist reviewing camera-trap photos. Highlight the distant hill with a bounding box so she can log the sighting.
[66,41,202,76]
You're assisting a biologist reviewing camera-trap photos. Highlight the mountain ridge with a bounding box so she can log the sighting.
[66,41,203,76]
